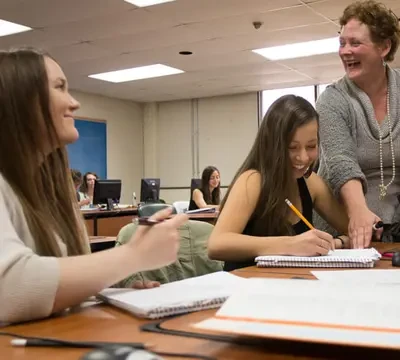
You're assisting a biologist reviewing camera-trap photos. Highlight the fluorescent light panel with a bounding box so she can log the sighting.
[0,19,32,37]
[124,0,175,7]
[252,37,339,61]
[89,64,184,83]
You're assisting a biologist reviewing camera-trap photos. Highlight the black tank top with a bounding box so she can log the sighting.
[223,177,313,271]
[188,189,202,211]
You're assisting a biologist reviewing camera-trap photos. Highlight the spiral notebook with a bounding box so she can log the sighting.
[98,272,247,319]
[255,248,381,268]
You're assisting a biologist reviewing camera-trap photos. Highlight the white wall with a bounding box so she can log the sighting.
[144,93,259,204]
[198,93,258,185]
[71,90,143,204]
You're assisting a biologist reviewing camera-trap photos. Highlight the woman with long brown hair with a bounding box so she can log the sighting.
[188,166,221,210]
[208,95,350,271]
[79,171,98,206]
[0,47,187,324]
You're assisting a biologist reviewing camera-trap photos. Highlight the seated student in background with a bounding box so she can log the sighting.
[79,171,98,205]
[188,166,221,210]
[207,95,350,271]
[0,47,188,324]
[70,169,90,208]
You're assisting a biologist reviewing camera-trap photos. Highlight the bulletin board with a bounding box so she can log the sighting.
[67,118,107,179]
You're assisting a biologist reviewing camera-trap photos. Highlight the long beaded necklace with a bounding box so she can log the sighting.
[378,89,396,200]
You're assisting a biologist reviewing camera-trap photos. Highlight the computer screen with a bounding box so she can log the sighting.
[93,179,122,210]
[140,178,160,203]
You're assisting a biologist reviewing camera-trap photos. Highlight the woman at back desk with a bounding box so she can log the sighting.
[208,95,351,271]
[79,171,98,207]
[188,166,221,211]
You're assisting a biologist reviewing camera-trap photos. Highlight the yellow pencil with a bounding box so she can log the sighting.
[285,198,314,230]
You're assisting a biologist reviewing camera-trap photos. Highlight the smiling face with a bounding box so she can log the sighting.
[45,57,80,146]
[209,170,220,189]
[339,19,390,83]
[288,119,318,179]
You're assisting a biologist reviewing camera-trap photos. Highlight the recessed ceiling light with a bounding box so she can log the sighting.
[124,0,175,7]
[252,37,339,61]
[0,19,32,37]
[88,64,184,83]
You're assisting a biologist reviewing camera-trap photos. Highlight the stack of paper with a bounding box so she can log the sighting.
[98,271,247,319]
[194,278,400,349]
[255,248,381,268]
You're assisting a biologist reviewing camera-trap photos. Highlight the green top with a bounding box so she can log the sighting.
[114,220,223,287]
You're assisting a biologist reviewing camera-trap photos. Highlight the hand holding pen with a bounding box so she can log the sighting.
[127,208,188,272]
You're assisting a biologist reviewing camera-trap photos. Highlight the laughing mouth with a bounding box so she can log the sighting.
[345,60,361,69]
[294,165,307,170]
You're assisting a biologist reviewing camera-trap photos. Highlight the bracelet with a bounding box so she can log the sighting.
[335,236,345,249]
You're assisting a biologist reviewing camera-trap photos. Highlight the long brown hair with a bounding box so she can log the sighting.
[80,172,98,194]
[200,166,221,205]
[220,95,318,237]
[0,47,89,256]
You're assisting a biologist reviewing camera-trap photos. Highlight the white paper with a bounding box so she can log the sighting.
[185,207,216,214]
[209,278,400,328]
[195,318,400,349]
[194,277,400,349]
[99,271,247,313]
[312,269,400,284]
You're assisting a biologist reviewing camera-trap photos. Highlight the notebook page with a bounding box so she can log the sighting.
[100,272,247,312]
[215,278,400,330]
[312,269,400,283]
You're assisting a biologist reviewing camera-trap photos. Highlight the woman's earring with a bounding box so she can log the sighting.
[382,58,387,67]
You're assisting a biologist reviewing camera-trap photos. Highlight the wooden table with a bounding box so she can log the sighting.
[89,236,117,252]
[2,243,399,359]
[83,208,138,236]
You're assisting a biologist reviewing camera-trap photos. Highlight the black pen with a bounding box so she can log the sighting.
[136,216,166,226]
[11,338,148,349]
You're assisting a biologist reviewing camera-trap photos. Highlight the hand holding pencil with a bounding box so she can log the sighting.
[285,198,335,256]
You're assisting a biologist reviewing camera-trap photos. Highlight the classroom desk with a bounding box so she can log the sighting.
[3,242,398,360]
[83,209,218,237]
[83,208,138,236]
[89,236,117,252]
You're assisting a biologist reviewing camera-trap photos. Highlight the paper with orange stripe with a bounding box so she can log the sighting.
[193,278,400,349]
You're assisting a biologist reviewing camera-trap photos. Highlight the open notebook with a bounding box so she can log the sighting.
[185,207,216,214]
[255,248,381,268]
[98,272,247,319]
[194,278,400,350]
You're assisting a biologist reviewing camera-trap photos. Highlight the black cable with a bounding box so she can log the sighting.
[0,331,216,360]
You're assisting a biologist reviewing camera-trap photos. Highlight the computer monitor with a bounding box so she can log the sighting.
[93,179,122,210]
[140,178,160,203]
